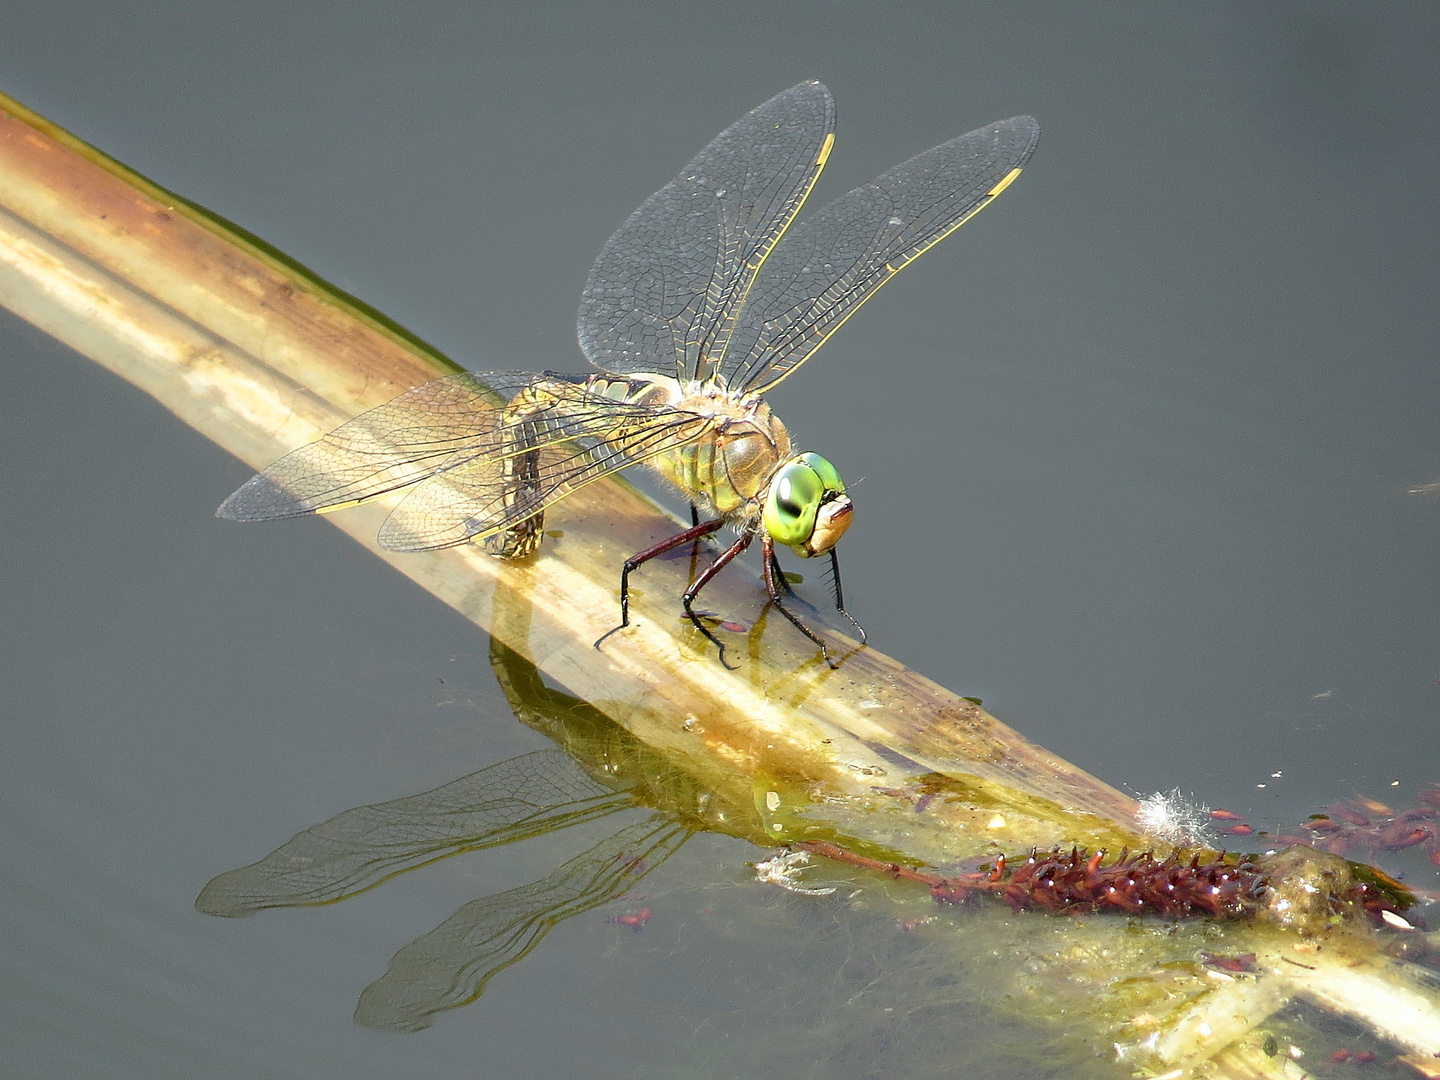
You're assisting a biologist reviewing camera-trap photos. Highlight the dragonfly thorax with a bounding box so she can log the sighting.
[641,377,794,522]
[631,377,852,555]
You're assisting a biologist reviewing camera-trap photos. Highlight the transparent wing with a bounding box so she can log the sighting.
[720,115,1040,394]
[376,386,716,552]
[216,372,710,551]
[353,815,690,1032]
[577,81,835,384]
[216,371,534,520]
[194,750,631,917]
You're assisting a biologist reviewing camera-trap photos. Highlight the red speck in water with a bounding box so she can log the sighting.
[1353,1050,1376,1064]
[1353,796,1395,816]
[1377,823,1434,851]
[606,907,653,931]
[684,611,748,633]
[1331,1048,1353,1064]
[1209,809,1244,821]
[1323,834,1352,856]
[1330,803,1372,827]
[1223,823,1254,835]
[1200,950,1258,973]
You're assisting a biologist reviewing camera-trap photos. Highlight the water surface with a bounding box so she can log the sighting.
[2,3,1437,1076]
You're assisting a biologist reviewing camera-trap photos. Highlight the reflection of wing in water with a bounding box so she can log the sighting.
[195,749,631,917]
[197,641,706,1026]
[354,815,690,1032]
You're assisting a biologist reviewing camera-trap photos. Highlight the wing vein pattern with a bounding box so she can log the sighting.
[219,371,716,552]
[721,114,1039,393]
[577,81,836,384]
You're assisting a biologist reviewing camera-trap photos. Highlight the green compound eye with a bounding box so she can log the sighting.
[796,452,844,494]
[762,454,851,556]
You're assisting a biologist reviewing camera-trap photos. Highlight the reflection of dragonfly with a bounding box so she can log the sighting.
[218,82,1039,666]
[198,746,691,1031]
[196,636,711,1032]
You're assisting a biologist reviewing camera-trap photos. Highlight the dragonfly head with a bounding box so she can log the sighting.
[762,452,853,558]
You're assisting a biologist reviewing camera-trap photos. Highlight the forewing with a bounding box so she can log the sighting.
[216,372,537,520]
[721,115,1040,394]
[576,81,835,383]
[377,400,715,552]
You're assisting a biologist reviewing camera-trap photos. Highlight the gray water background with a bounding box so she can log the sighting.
[2,3,1437,1077]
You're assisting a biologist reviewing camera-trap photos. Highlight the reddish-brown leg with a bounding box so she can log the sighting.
[681,531,755,669]
[594,517,724,651]
[762,534,839,668]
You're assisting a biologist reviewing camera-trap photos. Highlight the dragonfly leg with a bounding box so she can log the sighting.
[685,503,705,582]
[682,530,754,670]
[767,548,793,595]
[761,535,837,667]
[827,548,867,644]
[595,518,725,651]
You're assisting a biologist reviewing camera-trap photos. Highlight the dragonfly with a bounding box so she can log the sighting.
[218,82,1039,668]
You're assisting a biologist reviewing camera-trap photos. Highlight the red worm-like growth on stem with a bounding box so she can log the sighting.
[793,841,1412,926]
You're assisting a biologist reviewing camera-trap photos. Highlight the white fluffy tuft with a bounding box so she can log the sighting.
[1135,789,1216,848]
